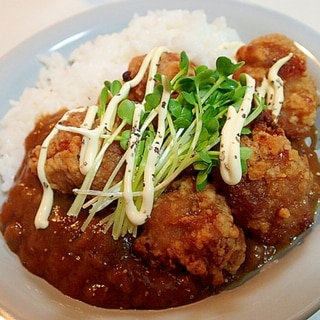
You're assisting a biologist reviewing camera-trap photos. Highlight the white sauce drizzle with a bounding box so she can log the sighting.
[35,107,86,228]
[34,47,291,230]
[219,53,292,185]
[120,46,170,225]
[34,46,169,229]
[79,104,99,174]
[256,53,293,121]
[123,74,171,225]
[219,74,255,185]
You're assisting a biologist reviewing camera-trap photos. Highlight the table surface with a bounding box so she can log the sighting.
[1,0,320,319]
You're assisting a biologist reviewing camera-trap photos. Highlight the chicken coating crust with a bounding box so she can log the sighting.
[219,112,315,245]
[234,33,318,138]
[133,176,246,286]
[28,110,125,194]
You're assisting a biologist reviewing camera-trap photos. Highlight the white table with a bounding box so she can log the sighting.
[1,0,320,57]
[1,0,320,319]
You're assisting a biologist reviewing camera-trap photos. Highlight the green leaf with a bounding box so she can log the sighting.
[181,105,193,122]
[171,51,191,86]
[179,51,189,74]
[110,80,122,95]
[241,127,251,135]
[202,109,219,133]
[240,146,253,160]
[119,130,131,150]
[198,151,212,163]
[243,94,267,127]
[196,171,208,192]
[174,117,192,128]
[239,146,253,174]
[193,161,209,171]
[98,86,109,118]
[103,80,112,90]
[232,85,247,102]
[174,77,195,92]
[197,127,209,146]
[153,73,162,83]
[145,85,163,111]
[195,69,215,88]
[134,138,146,168]
[181,91,197,105]
[206,90,223,106]
[216,56,244,77]
[169,96,194,129]
[168,99,182,118]
[219,78,239,90]
[239,73,247,85]
[118,99,135,125]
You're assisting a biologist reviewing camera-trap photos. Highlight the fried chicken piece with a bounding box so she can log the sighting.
[29,110,124,194]
[123,52,194,102]
[134,176,246,286]
[219,112,315,245]
[234,33,318,138]
[28,52,193,194]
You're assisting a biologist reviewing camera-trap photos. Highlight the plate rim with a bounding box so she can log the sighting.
[0,0,320,319]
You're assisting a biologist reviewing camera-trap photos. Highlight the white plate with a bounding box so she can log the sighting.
[0,0,319,319]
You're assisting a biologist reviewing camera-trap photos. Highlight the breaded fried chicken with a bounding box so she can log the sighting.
[234,33,318,138]
[219,112,315,245]
[28,51,191,194]
[28,110,124,194]
[134,176,246,286]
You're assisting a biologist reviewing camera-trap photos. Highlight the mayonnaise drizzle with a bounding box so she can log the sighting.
[34,47,292,231]
[79,104,99,174]
[121,46,170,225]
[35,107,86,228]
[123,74,171,225]
[34,46,169,229]
[219,53,292,185]
[256,53,293,121]
[219,74,255,185]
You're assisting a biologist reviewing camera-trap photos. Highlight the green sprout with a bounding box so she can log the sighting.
[71,51,266,239]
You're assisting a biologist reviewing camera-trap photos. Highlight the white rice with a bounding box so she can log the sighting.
[0,9,242,192]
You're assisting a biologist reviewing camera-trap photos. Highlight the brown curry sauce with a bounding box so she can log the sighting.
[0,110,319,310]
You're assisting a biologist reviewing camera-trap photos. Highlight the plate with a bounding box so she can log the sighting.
[0,0,319,319]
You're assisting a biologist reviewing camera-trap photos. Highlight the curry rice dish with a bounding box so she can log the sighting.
[0,11,319,310]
